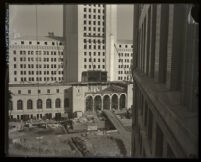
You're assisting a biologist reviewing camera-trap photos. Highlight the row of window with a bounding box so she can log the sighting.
[14,64,63,69]
[118,71,131,74]
[14,50,63,55]
[118,53,133,57]
[84,20,104,26]
[14,70,63,75]
[118,59,131,63]
[84,58,105,62]
[14,77,63,82]
[83,20,104,26]
[84,44,105,49]
[83,14,104,20]
[9,98,69,110]
[118,65,130,68]
[84,51,105,56]
[83,39,104,44]
[17,89,60,95]
[20,41,63,46]
[84,65,105,69]
[83,4,103,7]
[118,44,133,48]
[15,57,63,62]
[83,33,104,37]
[118,76,131,80]
[83,8,104,13]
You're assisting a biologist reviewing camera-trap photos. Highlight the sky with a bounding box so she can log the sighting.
[9,4,133,40]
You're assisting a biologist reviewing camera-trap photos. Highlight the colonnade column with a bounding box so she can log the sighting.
[92,96,94,112]
[118,95,120,110]
[109,96,112,110]
[101,96,104,111]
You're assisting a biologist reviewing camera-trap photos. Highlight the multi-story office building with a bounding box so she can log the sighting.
[9,33,64,84]
[63,4,117,82]
[131,4,198,158]
[114,40,133,81]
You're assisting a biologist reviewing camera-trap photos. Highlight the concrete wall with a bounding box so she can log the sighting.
[9,84,71,119]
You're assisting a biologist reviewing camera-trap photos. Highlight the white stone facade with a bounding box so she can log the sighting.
[114,40,133,81]
[63,4,117,82]
[9,36,64,84]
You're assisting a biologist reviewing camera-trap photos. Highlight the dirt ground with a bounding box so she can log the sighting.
[8,123,126,157]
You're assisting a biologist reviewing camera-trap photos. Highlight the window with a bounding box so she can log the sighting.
[55,98,61,108]
[27,100,33,109]
[28,90,31,94]
[13,57,16,61]
[57,89,59,93]
[64,98,69,107]
[17,100,23,110]
[21,41,24,44]
[84,58,87,62]
[18,90,21,94]
[47,89,50,94]
[46,99,51,108]
[9,101,13,110]
[14,64,17,68]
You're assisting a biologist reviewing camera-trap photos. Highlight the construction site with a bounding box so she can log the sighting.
[8,108,132,157]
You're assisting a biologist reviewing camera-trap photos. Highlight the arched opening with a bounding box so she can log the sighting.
[86,96,93,112]
[55,98,61,108]
[111,94,118,110]
[46,99,52,108]
[103,95,110,110]
[94,95,102,111]
[37,99,42,109]
[120,94,126,110]
[17,100,23,110]
[27,99,33,109]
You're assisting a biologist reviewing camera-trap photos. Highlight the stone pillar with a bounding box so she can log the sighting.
[101,96,104,111]
[109,95,112,110]
[92,96,94,112]
[118,95,120,110]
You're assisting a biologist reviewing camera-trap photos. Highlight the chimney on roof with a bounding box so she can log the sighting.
[48,32,54,37]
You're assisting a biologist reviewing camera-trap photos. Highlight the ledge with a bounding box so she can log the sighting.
[133,69,198,156]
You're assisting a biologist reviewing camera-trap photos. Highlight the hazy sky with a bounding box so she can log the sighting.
[9,4,133,40]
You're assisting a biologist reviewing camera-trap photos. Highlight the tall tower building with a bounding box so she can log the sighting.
[63,4,117,83]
